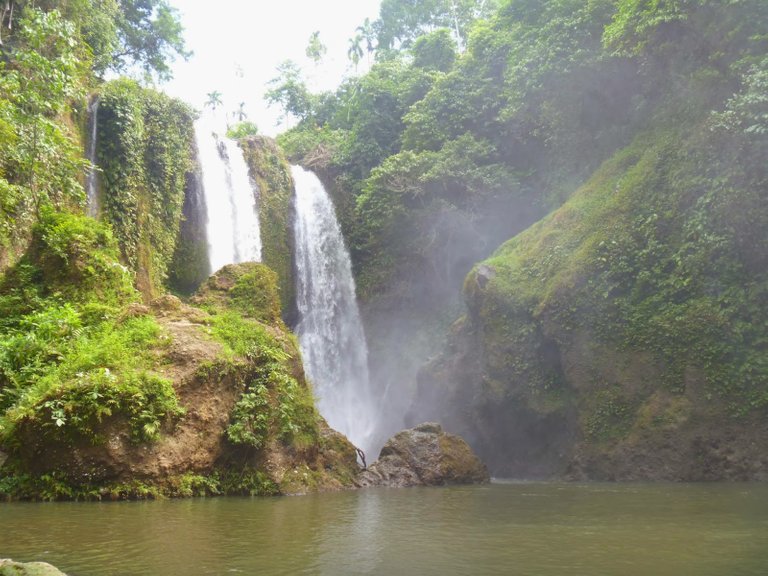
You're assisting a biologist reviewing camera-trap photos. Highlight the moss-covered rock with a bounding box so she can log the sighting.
[23,209,137,308]
[192,262,282,326]
[358,422,489,487]
[239,136,296,323]
[0,559,67,576]
[411,117,768,480]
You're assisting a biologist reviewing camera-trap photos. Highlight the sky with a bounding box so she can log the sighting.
[163,0,382,135]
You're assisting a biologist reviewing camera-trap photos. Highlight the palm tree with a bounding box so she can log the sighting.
[205,90,222,111]
[347,35,364,71]
[356,17,376,63]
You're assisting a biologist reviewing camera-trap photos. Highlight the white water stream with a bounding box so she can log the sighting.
[292,165,376,454]
[85,97,100,218]
[195,117,261,273]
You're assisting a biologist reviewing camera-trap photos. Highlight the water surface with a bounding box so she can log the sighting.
[3,483,767,575]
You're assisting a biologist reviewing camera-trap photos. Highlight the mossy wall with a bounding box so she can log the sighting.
[239,136,297,323]
[95,79,196,299]
[413,112,768,480]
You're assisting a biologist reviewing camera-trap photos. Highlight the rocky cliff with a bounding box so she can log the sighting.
[411,115,768,480]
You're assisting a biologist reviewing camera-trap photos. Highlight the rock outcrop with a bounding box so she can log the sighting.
[0,262,360,499]
[358,423,489,488]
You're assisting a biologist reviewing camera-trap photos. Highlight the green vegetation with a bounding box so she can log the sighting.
[2,0,189,81]
[194,263,282,325]
[275,0,767,305]
[0,0,190,270]
[226,120,259,140]
[449,99,768,473]
[0,8,90,267]
[239,137,297,319]
[212,311,318,450]
[267,0,768,478]
[0,211,181,454]
[0,1,363,501]
[96,78,196,297]
[194,264,319,450]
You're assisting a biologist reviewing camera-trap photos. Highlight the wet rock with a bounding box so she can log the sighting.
[0,559,67,576]
[358,423,490,488]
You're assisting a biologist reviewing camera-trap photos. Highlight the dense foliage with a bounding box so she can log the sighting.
[276,0,766,299]
[3,0,188,79]
[389,0,768,477]
[0,211,181,455]
[0,0,188,270]
[96,78,196,296]
[0,8,90,267]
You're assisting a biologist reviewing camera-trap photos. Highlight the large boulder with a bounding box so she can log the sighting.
[358,423,489,488]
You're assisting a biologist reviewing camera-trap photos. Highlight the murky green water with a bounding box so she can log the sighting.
[2,482,768,575]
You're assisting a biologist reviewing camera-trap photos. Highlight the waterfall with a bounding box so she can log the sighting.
[85,97,100,218]
[291,165,376,454]
[195,117,261,273]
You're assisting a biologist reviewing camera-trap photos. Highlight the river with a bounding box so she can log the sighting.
[3,482,768,575]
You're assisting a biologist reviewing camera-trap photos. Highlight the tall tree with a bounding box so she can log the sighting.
[265,60,314,124]
[1,0,189,80]
[234,101,247,122]
[111,0,190,80]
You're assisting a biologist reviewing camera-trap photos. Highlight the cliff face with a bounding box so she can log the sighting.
[0,111,363,500]
[411,116,768,480]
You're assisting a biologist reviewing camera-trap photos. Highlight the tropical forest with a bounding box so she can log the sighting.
[1,0,767,574]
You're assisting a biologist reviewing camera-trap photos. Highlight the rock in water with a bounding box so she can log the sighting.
[358,423,490,488]
[0,559,68,575]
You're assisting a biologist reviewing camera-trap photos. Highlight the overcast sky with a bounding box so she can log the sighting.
[163,0,382,135]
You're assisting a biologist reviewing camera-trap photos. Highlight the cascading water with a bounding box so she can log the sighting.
[195,116,261,273]
[291,165,376,454]
[85,97,100,217]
